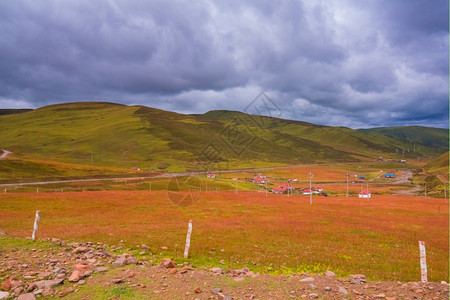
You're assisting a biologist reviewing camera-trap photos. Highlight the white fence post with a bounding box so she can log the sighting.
[32,210,41,241]
[184,220,193,258]
[419,241,427,282]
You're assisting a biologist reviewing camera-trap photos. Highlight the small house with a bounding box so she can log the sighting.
[359,190,371,198]
[272,187,284,194]
[253,176,268,184]
[207,173,216,178]
[313,186,323,192]
[279,184,294,191]
[130,167,141,171]
[384,173,395,178]
[302,188,312,195]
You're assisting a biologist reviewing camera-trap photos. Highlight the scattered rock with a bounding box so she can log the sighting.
[33,278,64,290]
[169,268,177,274]
[126,270,136,278]
[58,287,74,297]
[17,293,36,300]
[112,277,124,284]
[299,277,315,282]
[352,289,364,295]
[373,293,386,299]
[38,272,52,280]
[211,288,222,294]
[161,246,169,250]
[324,286,331,292]
[94,267,108,273]
[51,238,62,245]
[112,256,127,267]
[141,244,150,251]
[349,274,367,284]
[309,293,318,298]
[72,246,89,254]
[14,286,24,294]
[194,286,202,293]
[126,256,138,265]
[69,264,91,282]
[42,288,55,296]
[324,270,336,278]
[160,258,175,269]
[0,292,9,300]
[210,267,224,274]
[1,279,11,291]
[338,286,349,296]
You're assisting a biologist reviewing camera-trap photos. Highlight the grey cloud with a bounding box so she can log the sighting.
[0,0,447,128]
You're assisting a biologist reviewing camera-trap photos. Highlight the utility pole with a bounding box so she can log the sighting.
[308,171,313,205]
[444,185,447,203]
[346,173,349,199]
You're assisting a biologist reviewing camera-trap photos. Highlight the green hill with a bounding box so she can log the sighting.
[425,151,449,174]
[359,126,449,150]
[0,102,447,172]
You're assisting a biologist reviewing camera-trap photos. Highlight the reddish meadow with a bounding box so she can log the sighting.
[0,190,448,282]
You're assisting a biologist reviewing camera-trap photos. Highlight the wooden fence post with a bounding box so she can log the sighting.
[419,241,427,282]
[184,220,193,258]
[32,210,41,241]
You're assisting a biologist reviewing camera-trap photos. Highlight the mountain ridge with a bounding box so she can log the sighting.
[0,102,446,172]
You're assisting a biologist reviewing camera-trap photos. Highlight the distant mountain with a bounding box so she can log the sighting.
[359,126,449,150]
[0,102,446,171]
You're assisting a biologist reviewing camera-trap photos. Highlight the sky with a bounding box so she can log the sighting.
[0,1,448,128]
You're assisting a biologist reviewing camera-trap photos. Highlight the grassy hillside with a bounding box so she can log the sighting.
[425,151,449,174]
[0,102,446,173]
[411,151,449,197]
[360,126,449,150]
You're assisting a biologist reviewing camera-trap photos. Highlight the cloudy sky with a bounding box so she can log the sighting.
[0,1,448,128]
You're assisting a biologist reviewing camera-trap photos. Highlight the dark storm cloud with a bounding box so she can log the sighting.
[0,0,447,128]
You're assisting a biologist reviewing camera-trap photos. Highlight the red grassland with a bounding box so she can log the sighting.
[0,190,448,282]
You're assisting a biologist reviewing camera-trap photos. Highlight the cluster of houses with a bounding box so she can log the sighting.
[205,173,372,198]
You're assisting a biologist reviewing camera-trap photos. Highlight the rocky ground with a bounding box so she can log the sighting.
[0,234,448,300]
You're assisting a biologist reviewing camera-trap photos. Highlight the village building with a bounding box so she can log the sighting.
[253,176,268,184]
[359,190,371,198]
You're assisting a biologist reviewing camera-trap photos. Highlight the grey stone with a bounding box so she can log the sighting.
[299,277,315,282]
[211,288,222,294]
[210,267,224,274]
[17,293,36,300]
[0,292,9,300]
[33,278,64,290]
[324,270,336,278]
[112,256,127,267]
[338,286,349,296]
